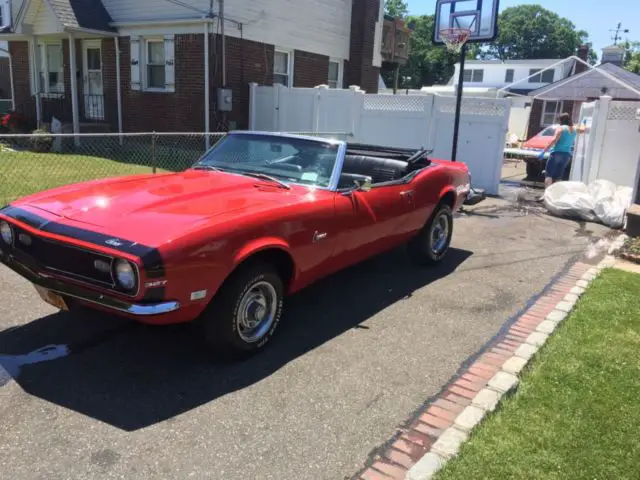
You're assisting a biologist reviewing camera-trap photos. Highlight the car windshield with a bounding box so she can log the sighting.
[540,127,556,136]
[192,133,341,188]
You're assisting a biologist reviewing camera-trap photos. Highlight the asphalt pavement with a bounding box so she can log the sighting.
[0,193,611,480]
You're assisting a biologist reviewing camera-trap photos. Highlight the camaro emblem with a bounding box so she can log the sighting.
[105,238,124,247]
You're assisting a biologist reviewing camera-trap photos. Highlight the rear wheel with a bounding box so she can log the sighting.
[408,204,453,265]
[198,263,284,359]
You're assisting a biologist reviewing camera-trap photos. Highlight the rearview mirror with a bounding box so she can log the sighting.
[353,176,373,192]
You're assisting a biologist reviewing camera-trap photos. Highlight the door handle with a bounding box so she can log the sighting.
[400,190,414,197]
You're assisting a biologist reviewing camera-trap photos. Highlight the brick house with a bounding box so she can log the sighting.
[1,0,387,133]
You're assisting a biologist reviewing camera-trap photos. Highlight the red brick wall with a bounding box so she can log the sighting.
[0,58,10,100]
[293,50,329,88]
[116,34,332,132]
[101,38,119,130]
[119,34,205,132]
[8,42,32,117]
[220,35,274,130]
[346,0,381,92]
[526,99,543,139]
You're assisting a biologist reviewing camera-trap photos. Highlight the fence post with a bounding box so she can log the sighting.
[151,131,157,174]
[586,96,612,183]
[248,83,258,130]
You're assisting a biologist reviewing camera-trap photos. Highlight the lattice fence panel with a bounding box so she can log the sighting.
[363,95,426,112]
[438,99,507,117]
[607,102,640,121]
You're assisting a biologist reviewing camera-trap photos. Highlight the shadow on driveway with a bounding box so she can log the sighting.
[0,246,472,431]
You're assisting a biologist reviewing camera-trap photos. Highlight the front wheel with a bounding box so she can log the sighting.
[408,204,453,265]
[198,263,284,359]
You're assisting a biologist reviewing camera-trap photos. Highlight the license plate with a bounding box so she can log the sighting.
[34,286,69,311]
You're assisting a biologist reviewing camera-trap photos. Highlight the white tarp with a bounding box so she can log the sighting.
[543,179,633,228]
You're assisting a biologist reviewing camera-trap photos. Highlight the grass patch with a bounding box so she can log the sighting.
[0,152,168,204]
[435,269,640,480]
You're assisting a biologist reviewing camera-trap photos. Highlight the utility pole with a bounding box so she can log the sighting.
[610,22,629,45]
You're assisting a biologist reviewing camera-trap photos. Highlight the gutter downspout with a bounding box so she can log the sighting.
[204,20,210,148]
[115,37,123,144]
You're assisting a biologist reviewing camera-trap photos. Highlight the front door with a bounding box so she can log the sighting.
[331,184,415,268]
[82,41,104,120]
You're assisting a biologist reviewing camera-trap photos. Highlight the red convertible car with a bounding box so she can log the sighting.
[0,131,475,358]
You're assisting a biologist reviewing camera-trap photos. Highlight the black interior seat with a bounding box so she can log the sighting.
[342,154,408,184]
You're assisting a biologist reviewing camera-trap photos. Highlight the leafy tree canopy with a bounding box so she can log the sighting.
[487,5,597,64]
[384,0,408,18]
[622,41,640,74]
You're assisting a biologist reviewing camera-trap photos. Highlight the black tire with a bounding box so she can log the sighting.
[198,263,284,359]
[408,203,454,265]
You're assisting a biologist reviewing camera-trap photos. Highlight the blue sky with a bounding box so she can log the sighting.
[406,0,636,59]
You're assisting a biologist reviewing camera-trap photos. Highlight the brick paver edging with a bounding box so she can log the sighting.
[357,234,627,480]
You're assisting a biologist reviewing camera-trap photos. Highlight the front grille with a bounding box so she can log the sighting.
[12,225,116,288]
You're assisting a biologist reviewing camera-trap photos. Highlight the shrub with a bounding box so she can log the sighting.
[29,128,53,153]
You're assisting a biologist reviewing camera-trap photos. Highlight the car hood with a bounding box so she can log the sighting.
[14,170,315,246]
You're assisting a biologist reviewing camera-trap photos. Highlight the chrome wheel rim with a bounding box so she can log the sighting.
[430,213,450,255]
[236,281,278,343]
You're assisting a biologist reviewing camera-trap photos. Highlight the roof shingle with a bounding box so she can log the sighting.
[49,0,115,32]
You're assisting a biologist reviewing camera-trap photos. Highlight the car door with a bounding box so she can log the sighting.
[330,182,415,269]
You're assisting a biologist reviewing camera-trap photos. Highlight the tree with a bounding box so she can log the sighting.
[384,0,408,18]
[487,5,596,64]
[383,15,471,89]
[623,41,640,74]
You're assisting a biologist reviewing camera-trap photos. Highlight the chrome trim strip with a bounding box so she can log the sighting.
[47,285,181,316]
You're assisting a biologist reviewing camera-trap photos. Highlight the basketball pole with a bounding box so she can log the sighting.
[451,43,467,162]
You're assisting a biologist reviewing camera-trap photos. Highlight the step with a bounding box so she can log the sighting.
[626,203,640,238]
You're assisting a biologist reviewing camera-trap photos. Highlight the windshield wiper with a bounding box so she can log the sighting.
[240,171,292,190]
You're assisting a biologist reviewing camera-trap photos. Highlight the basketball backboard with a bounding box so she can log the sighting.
[433,0,500,44]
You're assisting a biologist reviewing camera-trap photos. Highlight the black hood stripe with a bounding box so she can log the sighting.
[1,206,165,278]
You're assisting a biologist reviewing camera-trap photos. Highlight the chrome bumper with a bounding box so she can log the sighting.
[1,250,180,317]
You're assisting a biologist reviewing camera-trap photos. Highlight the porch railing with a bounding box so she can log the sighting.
[9,92,107,127]
[82,94,106,122]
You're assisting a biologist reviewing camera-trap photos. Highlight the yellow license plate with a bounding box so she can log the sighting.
[34,286,69,311]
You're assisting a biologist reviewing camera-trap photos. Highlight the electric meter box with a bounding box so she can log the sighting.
[217,88,233,112]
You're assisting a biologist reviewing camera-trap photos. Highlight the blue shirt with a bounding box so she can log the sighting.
[551,125,577,154]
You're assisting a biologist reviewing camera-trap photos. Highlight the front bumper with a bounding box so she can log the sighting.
[0,250,180,316]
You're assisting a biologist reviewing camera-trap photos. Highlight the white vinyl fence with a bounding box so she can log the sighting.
[571,96,640,194]
[249,84,511,195]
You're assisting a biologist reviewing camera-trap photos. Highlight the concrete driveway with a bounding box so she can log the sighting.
[0,193,611,480]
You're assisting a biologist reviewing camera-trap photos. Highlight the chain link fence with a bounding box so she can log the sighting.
[0,131,352,205]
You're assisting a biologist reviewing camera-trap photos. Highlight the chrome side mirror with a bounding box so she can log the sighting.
[354,176,373,192]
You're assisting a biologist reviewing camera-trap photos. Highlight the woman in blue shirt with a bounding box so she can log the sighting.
[537,112,580,188]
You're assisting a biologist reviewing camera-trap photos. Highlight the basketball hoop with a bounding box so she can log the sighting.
[440,28,471,54]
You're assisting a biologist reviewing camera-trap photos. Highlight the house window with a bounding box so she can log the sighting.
[130,35,175,92]
[328,60,342,88]
[529,68,554,83]
[542,100,562,126]
[463,69,483,83]
[274,50,292,87]
[505,69,514,83]
[37,42,64,94]
[146,40,165,90]
[0,5,4,27]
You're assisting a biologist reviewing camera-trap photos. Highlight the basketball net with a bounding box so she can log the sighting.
[440,28,471,55]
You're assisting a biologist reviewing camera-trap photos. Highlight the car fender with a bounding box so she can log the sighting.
[230,237,299,286]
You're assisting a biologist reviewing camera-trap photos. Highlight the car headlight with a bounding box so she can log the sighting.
[114,259,137,291]
[0,221,13,245]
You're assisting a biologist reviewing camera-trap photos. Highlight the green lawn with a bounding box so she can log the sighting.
[0,151,167,204]
[436,268,640,480]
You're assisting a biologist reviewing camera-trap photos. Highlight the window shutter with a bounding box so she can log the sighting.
[130,36,141,91]
[164,34,175,92]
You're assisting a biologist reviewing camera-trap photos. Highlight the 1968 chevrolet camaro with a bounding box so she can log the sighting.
[0,131,478,358]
